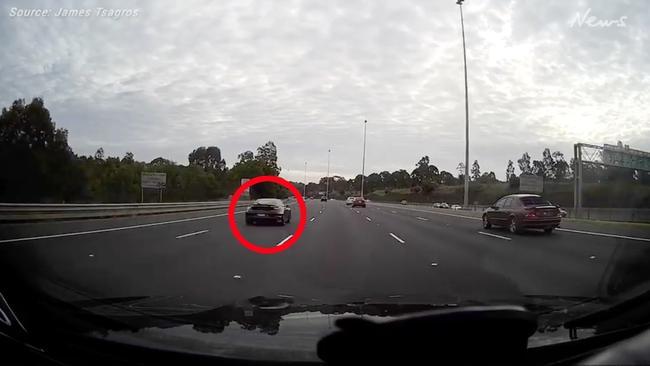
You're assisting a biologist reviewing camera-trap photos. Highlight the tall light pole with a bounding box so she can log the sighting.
[326,149,331,200]
[457,0,470,208]
[360,120,367,198]
[304,161,307,198]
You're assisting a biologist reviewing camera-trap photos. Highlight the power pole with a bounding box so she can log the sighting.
[361,120,368,198]
[457,0,470,208]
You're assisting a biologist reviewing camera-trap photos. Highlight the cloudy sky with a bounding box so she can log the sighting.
[1,0,648,182]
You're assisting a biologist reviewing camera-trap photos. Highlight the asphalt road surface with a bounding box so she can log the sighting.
[2,200,650,309]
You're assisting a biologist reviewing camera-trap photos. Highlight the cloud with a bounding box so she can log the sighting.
[0,0,648,181]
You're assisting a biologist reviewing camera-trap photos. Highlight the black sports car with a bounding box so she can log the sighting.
[245,198,292,225]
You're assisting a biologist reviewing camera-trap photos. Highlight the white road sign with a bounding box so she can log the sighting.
[141,172,167,189]
[241,178,250,197]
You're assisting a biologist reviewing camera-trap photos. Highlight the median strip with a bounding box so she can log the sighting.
[0,211,245,244]
[175,229,209,239]
[478,231,512,241]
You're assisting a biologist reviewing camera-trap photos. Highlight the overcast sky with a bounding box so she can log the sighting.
[1,0,648,182]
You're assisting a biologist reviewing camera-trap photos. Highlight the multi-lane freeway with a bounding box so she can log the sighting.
[2,199,650,310]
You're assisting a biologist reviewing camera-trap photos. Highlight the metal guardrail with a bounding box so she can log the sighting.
[0,201,251,221]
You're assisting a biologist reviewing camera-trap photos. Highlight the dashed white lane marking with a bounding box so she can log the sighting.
[389,233,405,244]
[309,217,316,222]
[175,229,209,239]
[366,217,372,222]
[277,294,294,299]
[276,234,293,246]
[355,210,360,214]
[478,231,512,241]
[391,211,397,214]
[556,228,650,243]
[0,211,245,244]
[416,217,429,221]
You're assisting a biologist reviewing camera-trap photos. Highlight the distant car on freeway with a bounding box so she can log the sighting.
[351,197,366,208]
[433,202,441,208]
[346,197,355,205]
[245,198,291,226]
[482,194,561,234]
[320,196,327,202]
[400,200,407,205]
[451,204,462,210]
[440,202,450,209]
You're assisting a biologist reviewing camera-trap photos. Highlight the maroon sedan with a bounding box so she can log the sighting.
[482,194,561,234]
[351,197,366,208]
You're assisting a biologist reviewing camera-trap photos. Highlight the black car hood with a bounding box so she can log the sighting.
[50,293,605,363]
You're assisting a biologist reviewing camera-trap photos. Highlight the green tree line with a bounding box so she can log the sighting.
[0,98,283,202]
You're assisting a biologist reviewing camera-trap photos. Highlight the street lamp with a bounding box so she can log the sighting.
[457,0,470,208]
[326,149,331,200]
[360,120,367,198]
[304,161,307,198]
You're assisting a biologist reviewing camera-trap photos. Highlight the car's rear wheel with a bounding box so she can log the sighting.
[508,217,521,234]
[482,215,491,229]
[544,227,554,234]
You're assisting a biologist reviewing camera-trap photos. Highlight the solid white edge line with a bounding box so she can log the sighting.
[478,231,512,241]
[366,217,372,222]
[1,211,246,244]
[389,232,405,244]
[379,203,650,243]
[175,229,209,239]
[556,228,650,242]
[375,203,481,221]
[276,234,293,246]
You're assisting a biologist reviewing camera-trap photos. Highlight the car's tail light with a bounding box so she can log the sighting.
[525,209,537,218]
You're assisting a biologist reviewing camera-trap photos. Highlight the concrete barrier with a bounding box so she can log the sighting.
[0,201,251,221]
[568,208,650,223]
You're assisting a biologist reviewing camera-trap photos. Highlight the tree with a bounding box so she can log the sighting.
[237,150,254,163]
[150,157,174,166]
[456,162,465,178]
[0,98,84,202]
[532,160,545,177]
[552,151,569,180]
[188,146,225,171]
[255,141,280,175]
[542,148,555,179]
[122,152,134,164]
[518,153,531,175]
[477,171,497,184]
[391,170,411,188]
[439,171,456,185]
[471,160,481,181]
[506,160,515,182]
[94,147,105,161]
[379,171,394,188]
[411,156,438,185]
